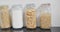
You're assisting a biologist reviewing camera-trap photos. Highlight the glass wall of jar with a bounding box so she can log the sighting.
[0,10,2,30]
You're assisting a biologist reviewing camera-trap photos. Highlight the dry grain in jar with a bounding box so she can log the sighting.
[0,6,11,29]
[40,12,51,29]
[40,4,51,29]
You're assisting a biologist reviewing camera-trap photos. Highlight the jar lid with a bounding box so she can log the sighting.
[40,3,50,9]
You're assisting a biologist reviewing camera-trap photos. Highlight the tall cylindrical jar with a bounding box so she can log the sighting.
[24,4,36,29]
[39,3,51,29]
[11,5,23,29]
[0,6,11,29]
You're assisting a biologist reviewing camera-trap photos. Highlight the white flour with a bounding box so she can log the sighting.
[11,6,23,29]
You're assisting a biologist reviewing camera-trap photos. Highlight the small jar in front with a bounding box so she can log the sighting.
[39,4,51,29]
[25,4,36,29]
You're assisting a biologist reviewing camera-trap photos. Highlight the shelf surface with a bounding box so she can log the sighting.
[0,27,60,32]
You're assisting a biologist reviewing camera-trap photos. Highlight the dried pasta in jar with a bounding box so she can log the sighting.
[25,4,36,29]
[40,3,51,29]
[0,6,11,29]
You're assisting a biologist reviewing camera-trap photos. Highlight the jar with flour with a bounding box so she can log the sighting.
[11,5,23,29]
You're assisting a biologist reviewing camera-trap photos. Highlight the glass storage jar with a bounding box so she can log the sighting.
[24,4,36,29]
[0,6,11,29]
[11,5,23,29]
[39,3,51,29]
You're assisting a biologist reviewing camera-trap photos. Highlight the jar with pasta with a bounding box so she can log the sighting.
[39,3,51,29]
[0,6,11,29]
[25,4,36,29]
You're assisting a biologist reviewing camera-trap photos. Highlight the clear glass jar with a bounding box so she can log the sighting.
[25,4,36,29]
[39,3,51,29]
[11,5,23,29]
[0,6,11,29]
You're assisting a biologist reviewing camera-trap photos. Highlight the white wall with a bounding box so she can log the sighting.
[0,0,51,8]
[51,0,60,27]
